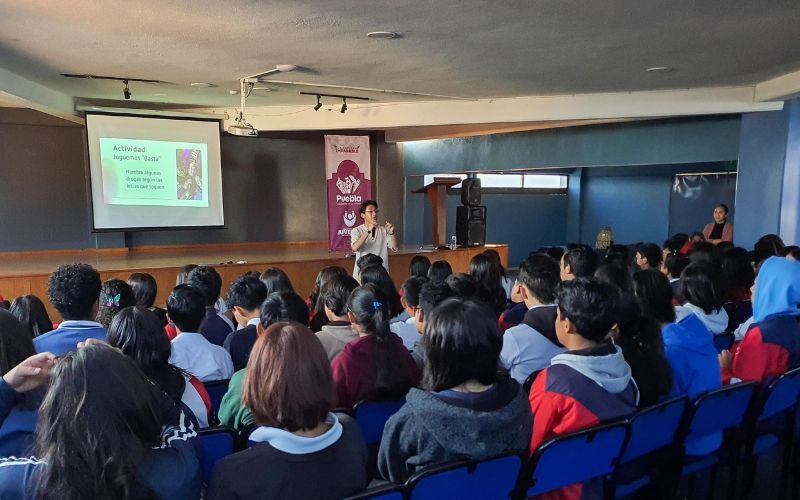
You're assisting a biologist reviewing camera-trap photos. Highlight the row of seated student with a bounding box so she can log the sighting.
[0,233,799,498]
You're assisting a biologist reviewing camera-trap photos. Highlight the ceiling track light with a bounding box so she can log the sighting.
[299,91,368,114]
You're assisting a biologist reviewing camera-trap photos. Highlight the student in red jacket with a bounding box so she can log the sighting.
[719,256,800,383]
[332,284,420,408]
[529,279,639,499]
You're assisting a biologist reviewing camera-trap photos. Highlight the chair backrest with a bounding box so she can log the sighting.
[713,333,735,353]
[408,451,523,500]
[343,483,406,500]
[521,421,628,497]
[204,379,231,418]
[686,382,757,440]
[196,426,238,484]
[621,396,688,463]
[759,367,800,421]
[353,399,405,444]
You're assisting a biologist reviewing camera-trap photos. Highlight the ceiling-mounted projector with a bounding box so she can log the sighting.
[228,78,259,137]
[227,123,258,137]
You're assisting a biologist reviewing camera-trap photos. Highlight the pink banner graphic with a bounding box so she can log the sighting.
[325,135,372,252]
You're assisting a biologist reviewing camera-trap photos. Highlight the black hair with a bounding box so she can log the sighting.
[35,344,163,500]
[781,245,800,257]
[719,247,755,301]
[357,253,384,273]
[348,284,407,400]
[613,294,673,407]
[358,200,378,214]
[672,233,690,250]
[690,231,705,241]
[175,264,198,285]
[679,263,722,314]
[308,266,348,330]
[226,275,269,312]
[603,244,631,268]
[0,309,39,411]
[445,273,478,299]
[408,255,431,279]
[321,275,359,317]
[632,269,677,324]
[422,298,501,391]
[687,241,720,270]
[517,253,560,303]
[555,279,619,342]
[401,276,428,308]
[186,265,222,307]
[166,284,206,333]
[359,264,403,318]
[0,309,36,376]
[717,203,729,214]
[593,263,632,293]
[482,249,507,279]
[664,254,690,279]
[96,279,137,329]
[47,263,102,320]
[127,272,158,309]
[469,253,507,316]
[636,243,663,269]
[260,267,294,295]
[753,234,785,264]
[562,245,598,278]
[417,282,455,317]
[427,260,453,284]
[9,295,53,338]
[260,291,310,329]
[107,306,186,401]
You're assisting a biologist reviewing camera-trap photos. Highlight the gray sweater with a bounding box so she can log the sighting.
[377,377,532,483]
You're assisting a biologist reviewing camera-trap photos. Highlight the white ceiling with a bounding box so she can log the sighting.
[1,0,799,109]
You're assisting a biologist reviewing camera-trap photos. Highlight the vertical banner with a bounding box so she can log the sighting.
[325,135,372,252]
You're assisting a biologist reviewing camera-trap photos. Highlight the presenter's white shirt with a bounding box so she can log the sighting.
[170,332,234,382]
[351,224,391,278]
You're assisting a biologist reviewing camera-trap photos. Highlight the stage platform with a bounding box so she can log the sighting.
[0,241,508,321]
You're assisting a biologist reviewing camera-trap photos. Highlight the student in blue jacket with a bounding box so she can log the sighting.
[0,344,200,500]
[633,269,722,456]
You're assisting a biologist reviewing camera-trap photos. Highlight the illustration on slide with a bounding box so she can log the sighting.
[176,149,203,200]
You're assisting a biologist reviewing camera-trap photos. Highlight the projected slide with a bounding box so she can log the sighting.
[86,114,224,230]
[99,138,209,207]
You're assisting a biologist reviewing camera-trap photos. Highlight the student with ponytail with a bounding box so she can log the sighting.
[332,284,420,408]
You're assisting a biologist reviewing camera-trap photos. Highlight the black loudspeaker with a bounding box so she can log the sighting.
[456,206,486,247]
[461,177,482,206]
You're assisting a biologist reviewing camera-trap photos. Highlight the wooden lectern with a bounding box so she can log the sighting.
[412,177,460,248]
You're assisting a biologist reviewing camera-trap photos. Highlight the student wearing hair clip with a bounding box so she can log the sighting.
[331,284,419,408]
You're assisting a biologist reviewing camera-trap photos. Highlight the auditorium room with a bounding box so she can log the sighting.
[1,1,800,499]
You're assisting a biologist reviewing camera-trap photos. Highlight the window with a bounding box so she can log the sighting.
[422,172,567,192]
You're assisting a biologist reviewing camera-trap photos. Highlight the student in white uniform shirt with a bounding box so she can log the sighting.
[391,276,427,350]
[350,200,398,278]
[168,284,234,382]
[500,254,566,384]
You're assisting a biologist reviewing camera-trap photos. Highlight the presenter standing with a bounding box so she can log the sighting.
[351,200,398,278]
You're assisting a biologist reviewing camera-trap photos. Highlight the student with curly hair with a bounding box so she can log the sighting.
[95,279,136,330]
[34,263,104,356]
